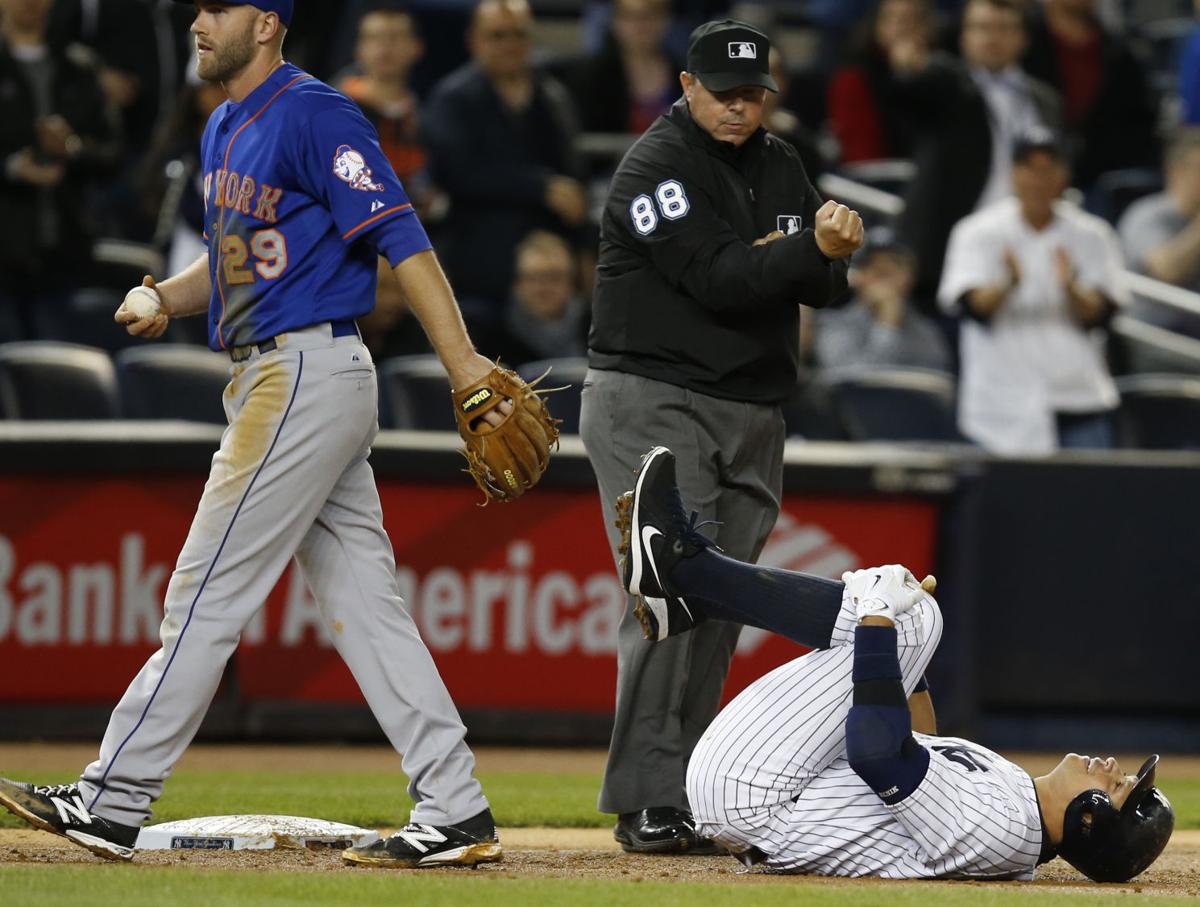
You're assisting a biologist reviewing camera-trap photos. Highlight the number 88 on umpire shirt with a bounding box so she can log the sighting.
[201,61,430,350]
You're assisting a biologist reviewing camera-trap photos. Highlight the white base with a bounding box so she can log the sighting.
[135,815,380,851]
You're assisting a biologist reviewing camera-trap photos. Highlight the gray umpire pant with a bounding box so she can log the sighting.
[580,368,784,816]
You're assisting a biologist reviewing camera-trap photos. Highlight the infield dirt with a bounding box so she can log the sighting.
[1,745,1197,896]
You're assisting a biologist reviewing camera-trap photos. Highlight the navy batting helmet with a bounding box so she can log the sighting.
[1058,755,1174,883]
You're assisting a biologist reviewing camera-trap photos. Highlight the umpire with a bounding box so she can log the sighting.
[581,19,862,853]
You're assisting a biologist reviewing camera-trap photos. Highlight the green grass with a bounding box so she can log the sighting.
[2,866,1198,907]
[2,768,1198,831]
[0,769,610,829]
[1157,778,1200,830]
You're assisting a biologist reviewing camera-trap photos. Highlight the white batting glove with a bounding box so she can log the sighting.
[842,564,937,622]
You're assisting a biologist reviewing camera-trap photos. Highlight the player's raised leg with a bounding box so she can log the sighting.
[289,447,500,868]
[616,446,844,646]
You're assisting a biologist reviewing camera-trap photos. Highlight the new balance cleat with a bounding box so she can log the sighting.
[615,446,712,641]
[0,779,139,862]
[343,808,502,868]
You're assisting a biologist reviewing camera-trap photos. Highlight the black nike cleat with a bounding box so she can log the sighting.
[615,446,712,641]
[342,808,502,868]
[0,779,139,862]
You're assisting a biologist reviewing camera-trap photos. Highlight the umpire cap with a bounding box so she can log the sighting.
[1058,755,1175,883]
[686,19,778,93]
[174,0,293,27]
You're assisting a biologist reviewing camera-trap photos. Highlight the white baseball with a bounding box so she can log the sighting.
[122,286,162,320]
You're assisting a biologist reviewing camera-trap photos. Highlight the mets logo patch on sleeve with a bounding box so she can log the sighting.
[332,145,384,192]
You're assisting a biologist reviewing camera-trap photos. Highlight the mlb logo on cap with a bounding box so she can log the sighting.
[687,19,778,93]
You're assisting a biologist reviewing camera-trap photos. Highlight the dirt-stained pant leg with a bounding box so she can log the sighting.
[77,328,482,827]
[582,369,784,816]
[293,451,487,826]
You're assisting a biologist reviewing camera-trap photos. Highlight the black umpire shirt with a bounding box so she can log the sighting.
[589,97,849,404]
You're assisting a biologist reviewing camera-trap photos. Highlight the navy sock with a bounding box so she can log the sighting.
[670,547,844,649]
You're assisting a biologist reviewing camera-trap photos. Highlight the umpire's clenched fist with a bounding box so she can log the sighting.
[813,200,865,260]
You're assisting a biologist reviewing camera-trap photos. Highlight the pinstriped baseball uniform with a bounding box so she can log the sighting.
[687,595,1045,879]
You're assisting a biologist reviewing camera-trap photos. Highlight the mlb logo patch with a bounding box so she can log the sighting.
[777,215,802,235]
[728,41,757,59]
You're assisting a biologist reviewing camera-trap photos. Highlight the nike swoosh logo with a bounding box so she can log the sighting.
[641,525,665,593]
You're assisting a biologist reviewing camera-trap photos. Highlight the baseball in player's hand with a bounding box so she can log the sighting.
[814,200,865,260]
[115,275,170,339]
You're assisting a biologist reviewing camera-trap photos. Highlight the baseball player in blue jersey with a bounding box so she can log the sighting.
[0,0,505,868]
[615,446,1174,882]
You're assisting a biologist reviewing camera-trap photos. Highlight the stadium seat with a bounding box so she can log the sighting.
[781,372,849,440]
[29,289,140,353]
[1116,373,1200,450]
[1086,167,1163,225]
[516,357,588,435]
[378,355,455,431]
[0,341,120,420]
[827,367,961,442]
[116,345,231,424]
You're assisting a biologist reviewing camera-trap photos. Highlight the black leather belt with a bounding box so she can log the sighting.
[229,319,358,362]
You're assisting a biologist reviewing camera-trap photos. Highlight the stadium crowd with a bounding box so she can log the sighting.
[1,0,1199,452]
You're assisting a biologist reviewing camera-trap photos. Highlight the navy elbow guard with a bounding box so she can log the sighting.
[846,626,930,804]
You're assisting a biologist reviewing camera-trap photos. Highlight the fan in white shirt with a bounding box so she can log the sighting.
[938,131,1127,454]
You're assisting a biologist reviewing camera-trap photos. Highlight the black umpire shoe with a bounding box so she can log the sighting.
[616,446,711,641]
[613,807,724,855]
[342,807,502,868]
[0,778,139,861]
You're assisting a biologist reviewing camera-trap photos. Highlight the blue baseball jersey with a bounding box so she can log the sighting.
[199,62,430,350]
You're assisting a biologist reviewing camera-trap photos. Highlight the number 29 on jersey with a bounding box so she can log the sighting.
[220,229,289,285]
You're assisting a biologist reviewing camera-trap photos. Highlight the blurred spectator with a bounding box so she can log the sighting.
[48,0,174,149]
[423,0,585,350]
[939,133,1126,455]
[813,227,950,372]
[764,46,825,180]
[137,63,225,278]
[360,257,434,360]
[959,0,1062,208]
[501,230,587,365]
[826,0,928,163]
[48,0,189,238]
[1179,0,1200,125]
[1022,0,1159,191]
[880,0,1059,306]
[1118,128,1200,339]
[566,0,680,134]
[0,0,121,336]
[336,4,433,214]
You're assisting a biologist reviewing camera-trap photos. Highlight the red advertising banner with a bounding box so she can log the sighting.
[0,478,936,711]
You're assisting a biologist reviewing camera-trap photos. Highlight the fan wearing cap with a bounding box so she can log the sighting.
[582,18,862,854]
[812,226,951,374]
[938,130,1127,455]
